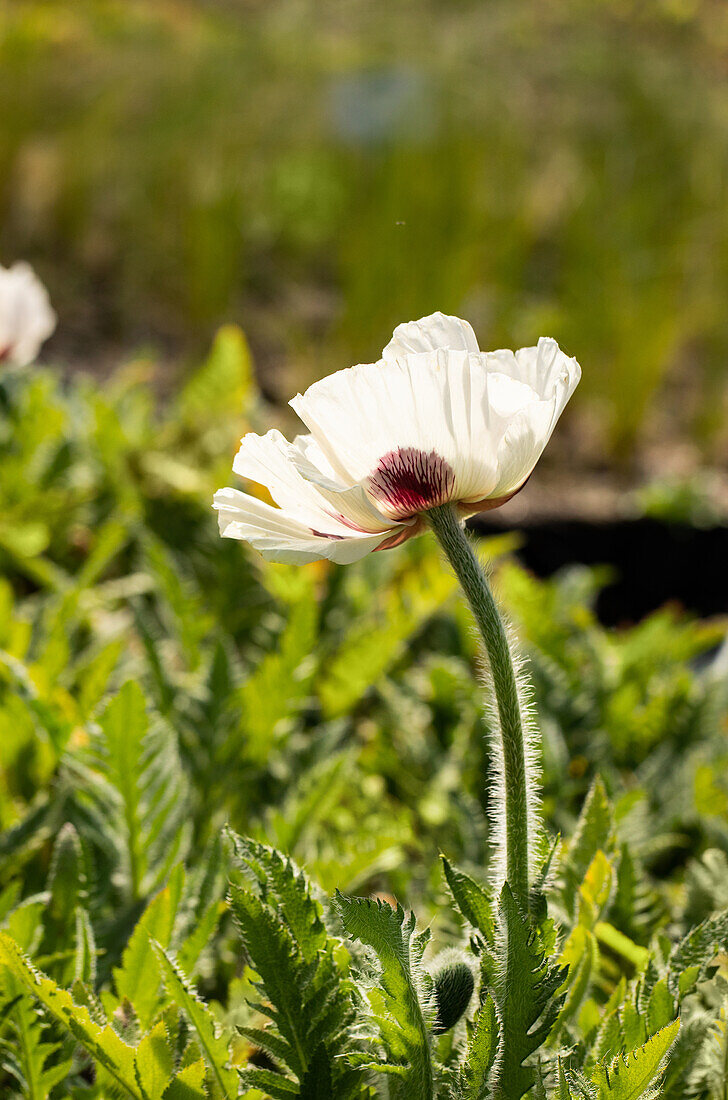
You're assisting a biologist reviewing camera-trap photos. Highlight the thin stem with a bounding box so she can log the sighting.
[427,503,530,912]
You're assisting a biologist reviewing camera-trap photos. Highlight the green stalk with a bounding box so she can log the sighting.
[427,503,531,912]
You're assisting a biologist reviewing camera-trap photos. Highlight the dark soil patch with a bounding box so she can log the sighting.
[472,516,728,626]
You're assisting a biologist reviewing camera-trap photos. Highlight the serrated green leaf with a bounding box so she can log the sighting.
[590,1018,680,1098]
[577,850,614,930]
[441,856,495,945]
[237,594,318,763]
[229,885,327,1080]
[176,900,222,980]
[229,833,327,963]
[163,1058,207,1100]
[646,979,674,1034]
[667,908,728,996]
[551,925,599,1044]
[113,864,184,1029]
[460,993,497,1100]
[46,822,85,933]
[299,1043,334,1098]
[176,324,254,423]
[238,1065,299,1096]
[561,779,614,917]
[0,959,73,1100]
[237,1024,294,1068]
[336,891,434,1099]
[74,906,97,985]
[621,1001,647,1054]
[682,1006,728,1099]
[86,682,190,905]
[228,832,362,1097]
[487,883,567,1099]
[152,942,237,1100]
[135,1020,175,1100]
[98,681,149,901]
[558,1060,579,1099]
[0,930,142,1099]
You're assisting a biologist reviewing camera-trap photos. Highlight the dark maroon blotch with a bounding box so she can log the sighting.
[368,447,455,518]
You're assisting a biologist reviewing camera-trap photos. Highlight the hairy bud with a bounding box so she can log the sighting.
[429,949,475,1034]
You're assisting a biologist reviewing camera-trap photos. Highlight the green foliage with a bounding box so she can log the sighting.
[336,892,435,1097]
[153,945,237,1100]
[0,930,213,1100]
[229,834,365,1098]
[1,360,728,1097]
[442,856,495,945]
[689,1005,728,1099]
[588,1019,680,1099]
[237,590,318,763]
[110,867,185,1029]
[667,909,728,997]
[96,681,189,900]
[486,884,567,1099]
[558,779,615,918]
[0,968,72,1100]
[0,930,143,1098]
[459,995,498,1100]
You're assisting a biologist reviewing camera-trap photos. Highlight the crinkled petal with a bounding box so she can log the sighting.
[287,434,406,533]
[290,351,502,509]
[486,337,580,428]
[232,429,392,534]
[215,319,581,557]
[382,311,479,362]
[289,433,342,485]
[484,372,540,422]
[489,395,560,497]
[213,487,398,564]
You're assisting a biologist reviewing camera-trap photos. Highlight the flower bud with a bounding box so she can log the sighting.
[429,949,475,1034]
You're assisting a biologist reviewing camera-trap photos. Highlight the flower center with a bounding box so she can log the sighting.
[367,447,455,519]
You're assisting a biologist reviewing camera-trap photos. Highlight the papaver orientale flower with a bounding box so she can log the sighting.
[214,313,580,563]
[0,262,56,368]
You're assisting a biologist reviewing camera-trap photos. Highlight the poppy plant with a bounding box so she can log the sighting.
[214,312,580,564]
[215,312,581,911]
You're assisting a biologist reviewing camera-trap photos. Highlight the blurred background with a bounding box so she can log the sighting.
[2,0,728,527]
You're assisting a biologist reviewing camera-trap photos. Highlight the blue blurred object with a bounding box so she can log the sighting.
[328,66,436,147]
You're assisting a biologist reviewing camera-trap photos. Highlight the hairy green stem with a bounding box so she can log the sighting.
[427,503,530,912]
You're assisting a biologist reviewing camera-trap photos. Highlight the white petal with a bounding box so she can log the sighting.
[289,432,341,485]
[487,337,580,412]
[490,396,560,497]
[215,318,581,561]
[287,434,405,533]
[0,263,56,367]
[233,429,335,523]
[291,351,501,510]
[485,372,541,421]
[232,429,392,535]
[213,487,397,564]
[382,311,480,362]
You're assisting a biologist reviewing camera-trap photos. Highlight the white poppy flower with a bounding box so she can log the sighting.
[0,262,57,368]
[213,313,581,564]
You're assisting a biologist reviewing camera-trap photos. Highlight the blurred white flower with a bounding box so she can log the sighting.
[214,313,581,563]
[0,262,56,368]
